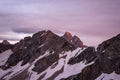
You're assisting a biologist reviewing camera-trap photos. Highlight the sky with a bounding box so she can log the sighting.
[0,0,120,46]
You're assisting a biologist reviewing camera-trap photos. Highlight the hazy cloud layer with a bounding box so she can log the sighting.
[0,0,120,46]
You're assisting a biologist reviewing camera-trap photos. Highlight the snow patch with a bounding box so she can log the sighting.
[102,50,105,53]
[38,44,45,48]
[96,71,120,80]
[42,59,65,80]
[55,47,93,80]
[41,30,47,37]
[0,49,13,65]
[55,61,94,80]
[64,48,85,64]
[74,48,86,57]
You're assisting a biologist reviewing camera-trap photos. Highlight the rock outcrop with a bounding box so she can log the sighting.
[2,40,10,45]
[62,32,72,43]
[62,32,85,48]
[0,40,14,53]
[71,35,84,48]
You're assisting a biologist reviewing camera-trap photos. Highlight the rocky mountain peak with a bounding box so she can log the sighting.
[71,35,83,48]
[0,40,14,53]
[62,32,72,42]
[62,32,85,48]
[2,40,10,44]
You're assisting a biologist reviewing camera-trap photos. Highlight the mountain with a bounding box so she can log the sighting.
[0,30,120,80]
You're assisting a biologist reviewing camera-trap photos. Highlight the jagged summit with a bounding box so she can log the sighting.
[2,40,10,45]
[0,40,14,53]
[62,31,85,48]
[62,32,72,43]
[32,30,86,48]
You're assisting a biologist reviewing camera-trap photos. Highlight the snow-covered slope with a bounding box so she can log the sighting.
[96,72,120,80]
[0,48,94,80]
[0,50,13,66]
[0,50,13,78]
[0,50,30,80]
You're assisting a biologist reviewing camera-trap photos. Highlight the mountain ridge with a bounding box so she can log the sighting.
[0,30,120,80]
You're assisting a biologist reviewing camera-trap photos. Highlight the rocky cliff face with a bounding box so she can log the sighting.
[0,30,120,80]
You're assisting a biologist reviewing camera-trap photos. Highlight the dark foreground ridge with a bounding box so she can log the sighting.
[0,30,120,80]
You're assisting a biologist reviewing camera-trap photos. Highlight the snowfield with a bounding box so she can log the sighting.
[96,72,120,80]
[55,48,94,80]
[0,49,13,66]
